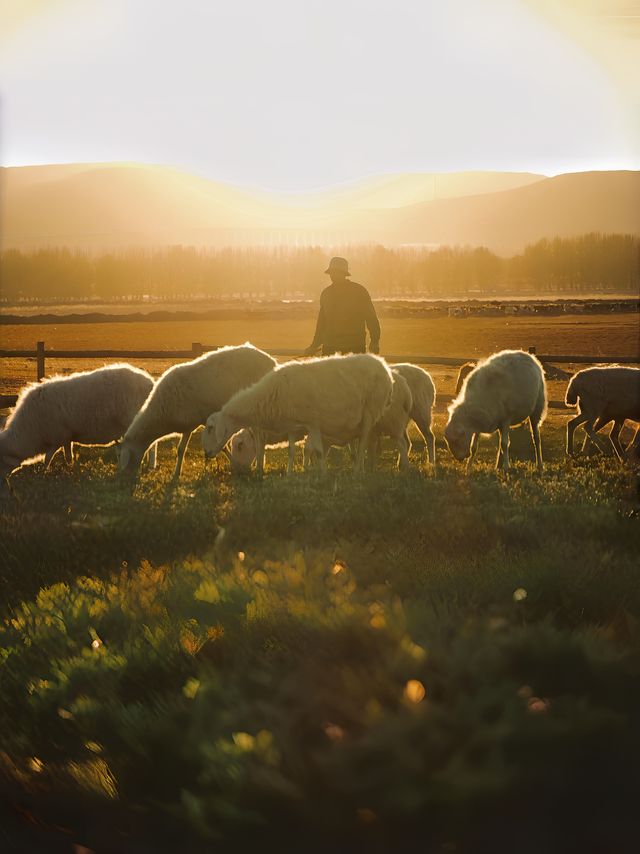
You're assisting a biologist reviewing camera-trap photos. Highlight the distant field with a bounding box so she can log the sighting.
[1,313,638,396]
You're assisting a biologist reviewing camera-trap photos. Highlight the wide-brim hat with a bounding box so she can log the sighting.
[325,256,351,276]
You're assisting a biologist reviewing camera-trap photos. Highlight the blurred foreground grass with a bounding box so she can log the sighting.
[0,427,639,853]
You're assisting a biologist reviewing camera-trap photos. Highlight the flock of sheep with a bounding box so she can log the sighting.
[0,343,639,489]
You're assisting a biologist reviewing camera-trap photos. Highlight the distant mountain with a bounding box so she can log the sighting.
[1,163,637,253]
[370,170,640,253]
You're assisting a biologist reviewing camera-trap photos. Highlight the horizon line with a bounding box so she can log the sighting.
[3,159,640,196]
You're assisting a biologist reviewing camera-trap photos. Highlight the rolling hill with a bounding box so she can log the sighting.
[1,163,637,253]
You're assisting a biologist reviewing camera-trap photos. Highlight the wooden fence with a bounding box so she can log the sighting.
[0,341,638,409]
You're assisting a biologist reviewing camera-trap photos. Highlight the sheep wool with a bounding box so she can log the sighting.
[445,349,547,472]
[391,363,437,466]
[118,343,276,479]
[0,364,154,480]
[565,365,640,460]
[203,353,393,473]
[369,369,413,470]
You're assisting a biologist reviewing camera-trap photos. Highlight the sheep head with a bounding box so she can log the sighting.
[229,428,257,470]
[116,439,144,477]
[444,412,473,461]
[203,411,237,459]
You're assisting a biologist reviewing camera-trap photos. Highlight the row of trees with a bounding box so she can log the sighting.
[1,234,638,301]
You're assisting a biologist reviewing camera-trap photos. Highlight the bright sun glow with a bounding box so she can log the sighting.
[0,0,637,190]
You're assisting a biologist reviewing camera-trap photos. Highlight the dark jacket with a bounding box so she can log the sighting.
[308,280,380,355]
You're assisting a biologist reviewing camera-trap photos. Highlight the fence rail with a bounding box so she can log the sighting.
[1,340,638,410]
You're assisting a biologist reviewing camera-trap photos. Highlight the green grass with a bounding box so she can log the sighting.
[1,430,639,852]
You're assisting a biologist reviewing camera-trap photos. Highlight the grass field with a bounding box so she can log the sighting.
[1,411,640,851]
[1,313,640,851]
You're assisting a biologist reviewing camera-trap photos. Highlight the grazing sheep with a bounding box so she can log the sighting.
[445,350,547,472]
[367,369,413,469]
[310,369,413,471]
[391,363,437,465]
[203,353,393,474]
[232,362,435,472]
[118,343,276,479]
[0,364,154,481]
[455,361,477,396]
[565,366,640,461]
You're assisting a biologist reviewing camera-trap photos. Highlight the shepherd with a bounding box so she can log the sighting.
[304,257,381,356]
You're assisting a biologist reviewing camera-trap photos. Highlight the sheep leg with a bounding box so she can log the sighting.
[366,434,382,471]
[44,447,59,470]
[307,427,326,474]
[254,431,266,476]
[355,414,374,473]
[397,431,410,471]
[303,440,313,470]
[466,433,480,472]
[625,427,640,460]
[498,426,510,472]
[63,442,74,466]
[566,413,589,456]
[609,420,626,462]
[582,421,612,457]
[286,433,297,475]
[424,426,436,467]
[529,416,544,473]
[172,432,192,480]
[580,416,607,455]
[141,441,157,470]
[414,415,436,466]
[144,441,158,470]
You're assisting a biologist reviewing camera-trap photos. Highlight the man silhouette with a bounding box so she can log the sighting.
[304,257,381,357]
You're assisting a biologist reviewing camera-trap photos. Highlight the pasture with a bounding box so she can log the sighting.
[1,311,639,852]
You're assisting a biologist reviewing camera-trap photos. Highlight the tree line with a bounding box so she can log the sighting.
[1,233,638,301]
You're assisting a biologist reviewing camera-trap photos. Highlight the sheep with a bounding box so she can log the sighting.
[367,369,413,469]
[308,368,413,471]
[203,353,393,474]
[455,361,477,396]
[0,364,155,482]
[117,343,276,480]
[391,363,437,465]
[564,366,640,461]
[444,350,547,473]
[231,362,436,472]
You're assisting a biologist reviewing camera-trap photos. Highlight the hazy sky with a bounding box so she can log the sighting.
[1,0,638,190]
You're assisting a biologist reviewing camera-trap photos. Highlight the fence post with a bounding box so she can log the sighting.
[36,341,45,381]
[528,346,536,355]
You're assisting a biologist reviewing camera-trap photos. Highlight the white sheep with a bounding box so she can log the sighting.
[565,366,640,461]
[391,363,437,465]
[231,362,436,472]
[455,361,477,396]
[203,353,393,474]
[0,364,155,481]
[118,343,276,480]
[308,368,413,471]
[444,350,547,472]
[366,369,413,469]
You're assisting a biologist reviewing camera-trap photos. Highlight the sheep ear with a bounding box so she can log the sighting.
[118,446,131,470]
